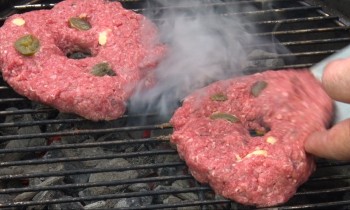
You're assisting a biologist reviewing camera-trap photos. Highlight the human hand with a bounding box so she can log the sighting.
[305,58,350,161]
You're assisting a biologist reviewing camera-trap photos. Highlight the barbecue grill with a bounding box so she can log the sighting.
[1,0,350,209]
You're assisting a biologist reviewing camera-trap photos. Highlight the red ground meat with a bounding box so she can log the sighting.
[170,70,333,207]
[0,0,165,121]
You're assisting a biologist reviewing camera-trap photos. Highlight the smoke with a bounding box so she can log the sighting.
[129,0,287,118]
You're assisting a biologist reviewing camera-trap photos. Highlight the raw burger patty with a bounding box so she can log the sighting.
[170,70,333,207]
[0,0,165,121]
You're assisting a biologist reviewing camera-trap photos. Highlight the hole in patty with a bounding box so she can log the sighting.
[55,38,95,60]
[249,127,271,137]
[66,50,92,60]
[248,120,271,137]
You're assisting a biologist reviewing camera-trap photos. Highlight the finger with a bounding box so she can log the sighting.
[322,58,350,103]
[304,119,350,161]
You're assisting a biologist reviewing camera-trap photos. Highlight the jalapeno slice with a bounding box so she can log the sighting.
[210,93,228,101]
[251,80,268,97]
[69,17,91,31]
[91,62,116,77]
[14,34,40,56]
[210,112,240,123]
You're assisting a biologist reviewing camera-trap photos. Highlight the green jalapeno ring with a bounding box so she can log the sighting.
[251,80,268,97]
[210,112,240,123]
[210,93,228,101]
[14,34,40,56]
[69,17,92,31]
[91,62,116,77]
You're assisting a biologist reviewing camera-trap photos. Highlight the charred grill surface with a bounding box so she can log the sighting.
[1,0,350,209]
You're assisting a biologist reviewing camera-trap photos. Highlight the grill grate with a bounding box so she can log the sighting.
[1,0,350,209]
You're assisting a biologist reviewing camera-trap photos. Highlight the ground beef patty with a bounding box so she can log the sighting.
[0,0,165,121]
[170,70,333,207]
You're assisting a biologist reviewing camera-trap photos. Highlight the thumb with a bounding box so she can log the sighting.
[322,58,350,103]
[305,119,350,161]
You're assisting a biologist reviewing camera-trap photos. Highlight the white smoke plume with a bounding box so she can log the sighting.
[129,0,287,118]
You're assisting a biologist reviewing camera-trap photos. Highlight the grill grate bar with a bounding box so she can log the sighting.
[243,63,313,74]
[309,174,350,182]
[253,26,350,36]
[0,149,178,167]
[0,107,158,118]
[120,200,231,210]
[271,200,350,210]
[0,118,84,128]
[0,113,160,127]
[151,14,338,30]
[250,50,335,59]
[0,97,27,103]
[138,4,321,14]
[0,175,193,194]
[224,5,321,15]
[150,6,323,22]
[0,86,10,90]
[244,16,339,25]
[0,187,219,208]
[0,162,186,180]
[0,137,170,154]
[275,63,312,68]
[254,37,350,47]
[0,124,172,142]
[286,50,335,57]
[13,3,55,9]
[0,108,56,116]
[296,186,350,196]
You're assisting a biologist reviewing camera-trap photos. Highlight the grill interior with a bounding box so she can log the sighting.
[1,0,350,209]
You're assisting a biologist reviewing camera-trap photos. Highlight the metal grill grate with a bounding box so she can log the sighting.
[1,0,350,209]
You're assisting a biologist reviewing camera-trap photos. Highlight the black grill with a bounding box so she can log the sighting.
[1,0,350,209]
